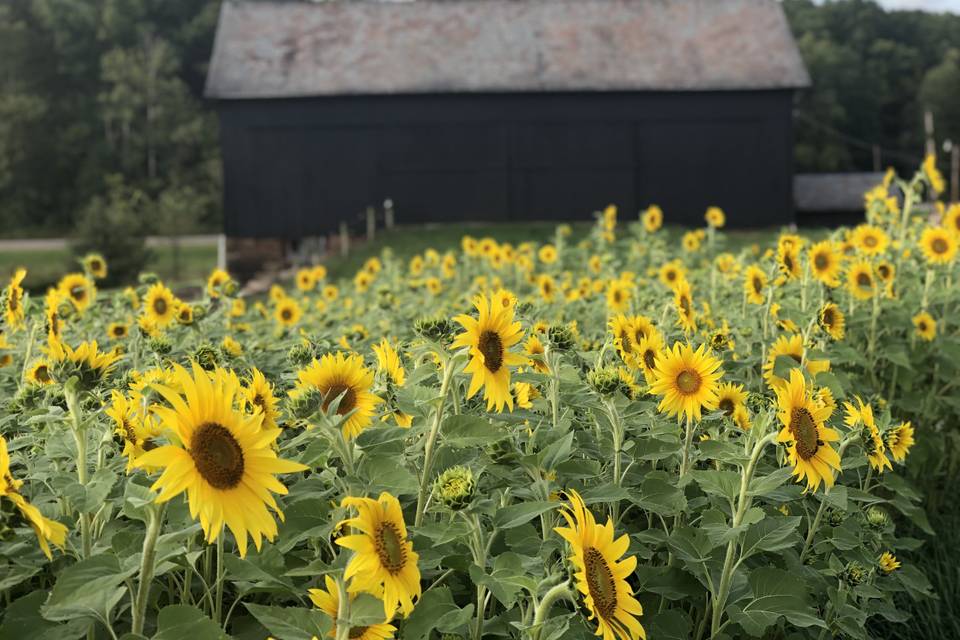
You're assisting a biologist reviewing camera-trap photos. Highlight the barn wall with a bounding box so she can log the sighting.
[216,90,796,237]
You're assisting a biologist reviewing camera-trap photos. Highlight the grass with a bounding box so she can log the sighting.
[0,244,217,293]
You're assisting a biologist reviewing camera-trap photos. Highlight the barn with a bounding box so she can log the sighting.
[205,0,810,245]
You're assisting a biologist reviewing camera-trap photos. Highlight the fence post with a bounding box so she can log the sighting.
[384,199,395,230]
[952,144,959,204]
[339,221,350,258]
[217,233,227,270]
[366,206,376,242]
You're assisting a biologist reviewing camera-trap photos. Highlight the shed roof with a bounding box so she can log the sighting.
[205,0,811,99]
[794,173,884,213]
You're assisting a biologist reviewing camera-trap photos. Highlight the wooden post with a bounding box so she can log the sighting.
[872,145,881,173]
[924,110,936,158]
[384,199,395,230]
[339,221,350,257]
[217,234,227,270]
[366,207,376,242]
[952,144,959,204]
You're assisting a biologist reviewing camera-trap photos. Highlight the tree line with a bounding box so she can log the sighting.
[0,0,958,238]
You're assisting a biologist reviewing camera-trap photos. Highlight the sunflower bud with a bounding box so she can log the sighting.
[866,507,890,530]
[547,323,576,351]
[826,509,845,527]
[147,335,172,356]
[287,343,314,368]
[414,314,454,343]
[288,389,323,420]
[587,366,621,396]
[486,438,517,465]
[434,466,476,511]
[138,272,160,286]
[223,279,238,297]
[193,344,220,371]
[840,562,867,587]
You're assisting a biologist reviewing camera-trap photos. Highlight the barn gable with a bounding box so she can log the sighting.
[205,0,811,99]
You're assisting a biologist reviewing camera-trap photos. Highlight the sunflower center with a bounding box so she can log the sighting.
[153,297,168,315]
[789,407,820,460]
[323,383,357,415]
[822,309,835,327]
[679,296,691,317]
[348,627,369,639]
[618,331,633,355]
[918,320,928,331]
[783,254,794,271]
[666,270,676,282]
[856,273,872,288]
[71,286,86,302]
[375,522,407,573]
[878,265,891,279]
[113,326,125,337]
[281,308,293,321]
[676,369,701,395]
[9,290,19,311]
[719,398,735,415]
[932,237,948,254]
[35,365,50,383]
[864,235,877,248]
[190,423,245,490]
[252,394,265,409]
[814,253,829,270]
[752,277,762,293]
[583,547,618,619]
[478,330,504,373]
[642,349,657,371]
[633,327,647,343]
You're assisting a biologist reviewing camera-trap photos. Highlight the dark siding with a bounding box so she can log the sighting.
[217,90,796,237]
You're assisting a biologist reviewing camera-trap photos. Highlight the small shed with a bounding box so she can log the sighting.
[205,0,811,239]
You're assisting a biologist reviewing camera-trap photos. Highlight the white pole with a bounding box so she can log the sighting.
[217,234,227,270]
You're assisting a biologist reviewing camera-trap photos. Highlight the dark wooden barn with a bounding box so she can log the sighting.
[205,0,810,242]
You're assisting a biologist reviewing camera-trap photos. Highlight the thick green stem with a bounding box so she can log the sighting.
[415,357,456,526]
[799,497,828,564]
[132,504,165,635]
[710,431,777,638]
[214,533,225,625]
[334,576,351,640]
[66,387,92,558]
[679,417,695,479]
[530,582,574,639]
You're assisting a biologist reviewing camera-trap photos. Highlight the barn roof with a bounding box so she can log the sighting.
[205,0,811,99]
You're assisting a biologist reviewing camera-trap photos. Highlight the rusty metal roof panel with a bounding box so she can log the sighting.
[205,0,811,99]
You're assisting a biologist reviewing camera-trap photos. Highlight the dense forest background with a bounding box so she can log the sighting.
[0,0,959,237]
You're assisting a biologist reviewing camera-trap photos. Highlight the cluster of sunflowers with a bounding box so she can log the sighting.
[0,156,955,640]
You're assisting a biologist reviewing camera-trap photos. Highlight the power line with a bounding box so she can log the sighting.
[795,111,925,165]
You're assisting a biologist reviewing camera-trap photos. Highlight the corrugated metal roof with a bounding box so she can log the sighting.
[794,173,885,212]
[205,0,811,99]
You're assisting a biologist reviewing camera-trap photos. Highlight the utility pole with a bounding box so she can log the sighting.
[924,110,936,158]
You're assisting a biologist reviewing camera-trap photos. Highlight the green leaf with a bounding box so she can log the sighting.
[244,604,329,640]
[468,552,537,607]
[539,431,574,470]
[740,516,801,560]
[748,467,794,497]
[152,605,225,640]
[691,469,741,502]
[633,475,686,516]
[81,468,118,512]
[668,526,716,565]
[726,567,824,637]
[0,591,88,640]
[493,501,557,529]
[441,415,505,448]
[401,587,474,640]
[41,554,135,623]
[646,608,693,640]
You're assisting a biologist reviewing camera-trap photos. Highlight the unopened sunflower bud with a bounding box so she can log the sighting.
[866,507,889,530]
[826,509,845,527]
[223,279,238,297]
[138,272,160,285]
[288,389,323,420]
[147,335,172,356]
[414,314,454,343]
[840,562,867,587]
[288,343,314,368]
[434,466,476,511]
[587,366,621,396]
[547,324,576,351]
[193,344,219,370]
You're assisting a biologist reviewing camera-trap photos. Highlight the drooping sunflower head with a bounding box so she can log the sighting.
[554,489,646,640]
[716,382,747,417]
[923,153,945,193]
[808,241,842,286]
[372,339,406,387]
[775,369,841,492]
[142,283,178,327]
[743,265,767,304]
[47,337,121,389]
[649,342,722,422]
[851,224,889,256]
[308,575,397,640]
[847,261,876,300]
[58,272,96,315]
[452,291,526,412]
[242,368,280,430]
[336,492,421,620]
[524,333,549,373]
[3,268,27,329]
[82,253,107,279]
[291,352,382,439]
[818,302,846,341]
[763,333,830,390]
[885,421,915,463]
[912,311,936,341]
[133,362,307,557]
[919,226,957,265]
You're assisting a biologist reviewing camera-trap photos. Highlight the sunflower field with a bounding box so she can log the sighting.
[0,158,958,640]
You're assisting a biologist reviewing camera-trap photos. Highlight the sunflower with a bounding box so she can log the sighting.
[58,272,96,314]
[222,335,243,357]
[878,551,901,575]
[44,288,66,339]
[716,382,747,417]
[308,575,396,639]
[82,253,108,279]
[524,334,550,373]
[323,284,339,301]
[912,311,936,341]
[775,369,841,492]
[26,359,53,385]
[642,205,663,233]
[107,322,129,340]
[657,261,685,288]
[176,303,194,325]
[47,337,121,389]
[733,405,752,430]
[875,260,895,296]
[851,224,889,256]
[0,435,69,559]
[705,206,725,228]
[242,368,280,430]
[944,204,960,236]
[132,362,306,557]
[373,339,406,386]
[425,277,442,295]
[554,489,646,640]
[776,242,801,280]
[336,492,421,620]
[923,153,945,193]
[538,244,558,264]
[743,265,767,305]
[682,231,701,253]
[649,342,722,422]
[275,297,303,328]
[842,397,891,473]
[808,241,842,287]
[636,332,664,385]
[106,390,163,471]
[818,302,846,340]
[3,268,27,329]
[606,279,632,313]
[672,279,696,333]
[885,421,914,463]
[763,333,830,389]
[609,314,638,364]
[919,227,957,265]
[206,268,231,298]
[538,274,558,302]
[452,291,526,412]
[847,261,876,300]
[143,283,178,328]
[291,352,382,439]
